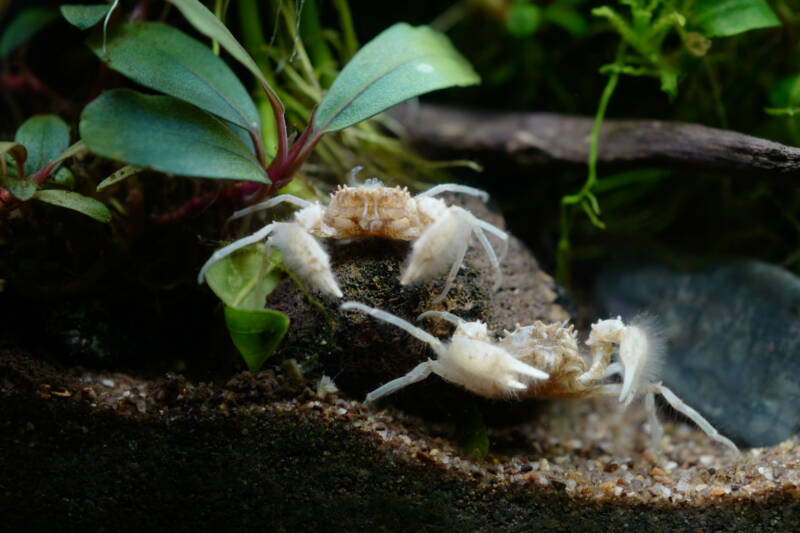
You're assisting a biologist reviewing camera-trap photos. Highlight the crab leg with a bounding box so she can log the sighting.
[417,184,489,202]
[198,223,276,284]
[365,360,440,404]
[225,194,313,227]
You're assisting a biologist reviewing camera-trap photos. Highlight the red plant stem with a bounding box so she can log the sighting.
[149,190,218,225]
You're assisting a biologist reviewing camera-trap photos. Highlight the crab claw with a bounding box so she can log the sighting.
[270,223,343,298]
[617,325,649,406]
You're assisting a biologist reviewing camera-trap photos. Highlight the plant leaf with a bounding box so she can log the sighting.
[15,115,70,176]
[205,246,281,310]
[0,141,28,178]
[167,0,276,96]
[60,4,111,30]
[0,175,36,200]
[312,23,479,134]
[0,7,59,57]
[32,189,111,223]
[694,0,780,38]
[97,165,143,191]
[223,305,289,372]
[92,22,260,134]
[79,89,269,183]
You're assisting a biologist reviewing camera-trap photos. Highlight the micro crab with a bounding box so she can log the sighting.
[197,175,508,302]
[340,301,739,454]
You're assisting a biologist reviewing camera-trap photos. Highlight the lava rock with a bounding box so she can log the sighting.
[266,194,568,422]
[595,257,800,447]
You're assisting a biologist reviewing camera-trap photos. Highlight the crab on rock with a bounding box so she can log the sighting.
[340,301,739,454]
[198,177,508,301]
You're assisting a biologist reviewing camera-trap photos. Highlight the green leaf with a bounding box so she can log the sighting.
[455,402,489,459]
[0,7,59,57]
[93,22,260,134]
[96,165,143,191]
[223,305,289,372]
[507,2,542,38]
[0,175,36,200]
[312,23,480,134]
[0,141,28,178]
[60,4,111,30]
[206,246,281,310]
[694,0,780,37]
[79,89,269,183]
[32,189,111,223]
[167,0,276,96]
[15,115,70,176]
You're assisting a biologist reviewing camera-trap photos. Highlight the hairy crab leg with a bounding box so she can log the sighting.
[417,310,467,326]
[197,223,276,284]
[340,302,446,353]
[417,183,489,202]
[364,360,440,404]
[225,194,314,228]
[472,224,503,290]
[432,237,470,303]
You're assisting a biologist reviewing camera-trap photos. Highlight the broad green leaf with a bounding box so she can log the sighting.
[224,305,289,372]
[0,141,27,178]
[694,0,780,37]
[767,75,800,116]
[0,175,36,200]
[167,0,277,97]
[0,7,59,57]
[455,402,489,459]
[312,23,480,134]
[60,4,110,30]
[97,165,143,191]
[32,189,111,223]
[93,22,260,134]
[507,2,542,38]
[206,246,281,310]
[15,115,70,176]
[79,89,269,183]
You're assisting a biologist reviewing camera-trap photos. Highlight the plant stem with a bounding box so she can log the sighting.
[556,43,625,285]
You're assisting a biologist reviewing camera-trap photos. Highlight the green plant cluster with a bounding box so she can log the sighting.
[1,0,480,371]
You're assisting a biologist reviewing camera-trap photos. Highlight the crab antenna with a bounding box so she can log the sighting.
[416,183,489,202]
[340,302,446,354]
[226,194,313,229]
[198,223,276,284]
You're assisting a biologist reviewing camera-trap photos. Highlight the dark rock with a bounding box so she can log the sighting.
[595,257,800,447]
[266,194,568,423]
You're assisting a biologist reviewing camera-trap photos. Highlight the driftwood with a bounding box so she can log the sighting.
[389,104,800,177]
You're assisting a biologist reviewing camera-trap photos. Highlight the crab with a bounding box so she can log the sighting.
[197,176,508,302]
[340,301,740,454]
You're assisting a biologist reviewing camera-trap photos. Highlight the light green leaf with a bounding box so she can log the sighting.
[206,246,281,310]
[167,0,276,96]
[32,189,111,223]
[15,115,70,176]
[60,4,110,30]
[79,89,269,183]
[97,165,143,191]
[313,23,480,134]
[0,7,59,56]
[694,0,780,37]
[0,175,36,200]
[93,22,260,134]
[224,305,289,372]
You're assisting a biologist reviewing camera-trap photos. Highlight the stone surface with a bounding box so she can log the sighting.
[265,194,568,422]
[595,257,800,447]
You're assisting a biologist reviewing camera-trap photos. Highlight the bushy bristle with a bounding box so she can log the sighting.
[630,313,666,384]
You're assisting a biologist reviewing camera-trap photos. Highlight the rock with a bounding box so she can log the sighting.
[266,194,569,422]
[595,257,800,447]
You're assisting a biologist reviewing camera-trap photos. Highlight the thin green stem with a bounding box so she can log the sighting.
[557,43,625,285]
[332,0,358,60]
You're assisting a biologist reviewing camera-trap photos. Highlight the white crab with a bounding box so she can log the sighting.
[198,178,508,302]
[340,301,739,454]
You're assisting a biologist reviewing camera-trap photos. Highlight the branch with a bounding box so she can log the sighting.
[389,104,800,177]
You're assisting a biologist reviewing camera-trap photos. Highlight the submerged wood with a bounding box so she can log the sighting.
[390,104,800,176]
